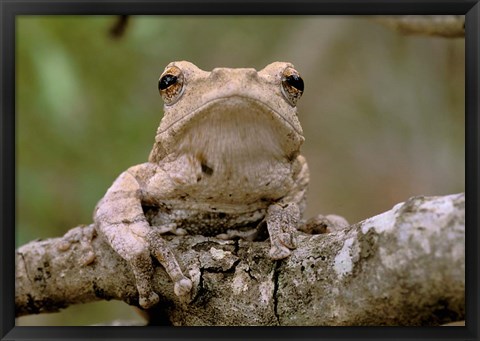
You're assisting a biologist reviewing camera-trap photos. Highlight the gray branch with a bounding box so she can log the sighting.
[374,15,465,38]
[15,193,465,326]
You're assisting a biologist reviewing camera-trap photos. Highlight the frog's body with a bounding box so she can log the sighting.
[93,61,310,308]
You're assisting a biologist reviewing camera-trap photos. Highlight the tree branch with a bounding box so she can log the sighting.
[374,15,465,38]
[15,193,465,325]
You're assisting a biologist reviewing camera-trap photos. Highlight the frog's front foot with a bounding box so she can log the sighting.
[266,203,300,260]
[147,230,193,298]
[126,240,192,308]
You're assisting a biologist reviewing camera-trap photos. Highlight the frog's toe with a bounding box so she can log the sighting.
[174,277,193,296]
[278,232,297,249]
[269,244,292,260]
[139,291,159,309]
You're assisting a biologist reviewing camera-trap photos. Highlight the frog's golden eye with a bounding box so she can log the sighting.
[281,67,304,106]
[158,66,184,105]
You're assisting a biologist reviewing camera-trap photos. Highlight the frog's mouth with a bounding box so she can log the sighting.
[157,95,304,161]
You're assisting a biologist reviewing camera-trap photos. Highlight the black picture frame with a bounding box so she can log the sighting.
[1,1,478,340]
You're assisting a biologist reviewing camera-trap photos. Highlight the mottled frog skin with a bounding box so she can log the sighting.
[93,61,311,309]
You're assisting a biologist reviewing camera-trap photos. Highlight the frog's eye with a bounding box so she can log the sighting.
[281,67,304,106]
[158,66,184,105]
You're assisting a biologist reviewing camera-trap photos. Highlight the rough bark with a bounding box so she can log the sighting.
[15,193,465,326]
[374,15,465,37]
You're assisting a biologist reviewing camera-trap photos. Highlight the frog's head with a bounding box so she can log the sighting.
[149,61,305,164]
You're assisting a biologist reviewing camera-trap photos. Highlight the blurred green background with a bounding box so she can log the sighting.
[16,16,464,325]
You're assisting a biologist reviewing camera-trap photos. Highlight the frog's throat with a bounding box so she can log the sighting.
[155,96,304,158]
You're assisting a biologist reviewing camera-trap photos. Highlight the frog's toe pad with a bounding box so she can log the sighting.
[269,244,292,260]
[174,278,193,297]
[139,291,159,309]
